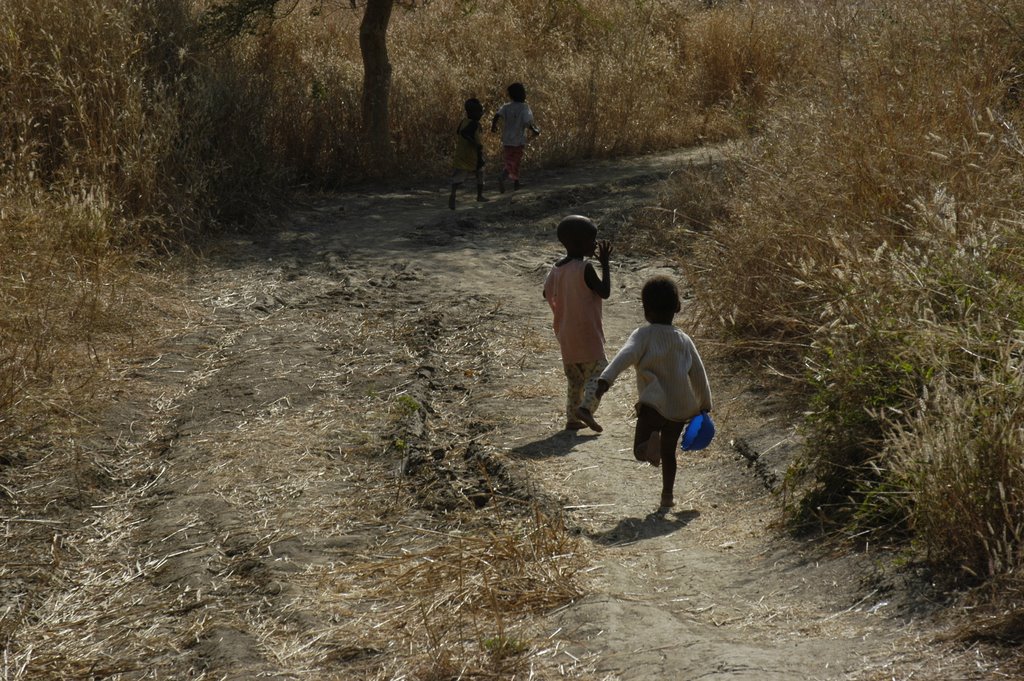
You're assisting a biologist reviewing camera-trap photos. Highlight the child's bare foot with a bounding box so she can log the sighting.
[659,494,675,509]
[565,420,585,431]
[575,407,603,432]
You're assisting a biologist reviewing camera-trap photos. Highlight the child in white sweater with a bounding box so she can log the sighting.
[595,276,713,509]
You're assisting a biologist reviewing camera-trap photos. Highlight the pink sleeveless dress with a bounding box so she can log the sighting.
[543,259,605,364]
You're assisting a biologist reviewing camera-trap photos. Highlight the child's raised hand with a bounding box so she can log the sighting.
[597,240,613,267]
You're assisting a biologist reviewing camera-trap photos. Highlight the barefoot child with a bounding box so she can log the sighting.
[595,275,713,509]
[449,98,488,209]
[543,215,612,432]
[491,82,540,192]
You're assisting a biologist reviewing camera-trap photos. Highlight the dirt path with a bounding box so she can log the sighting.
[4,148,1000,679]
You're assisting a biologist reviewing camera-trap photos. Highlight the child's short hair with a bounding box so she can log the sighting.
[556,215,597,247]
[642,276,681,317]
[464,97,483,120]
[508,82,526,103]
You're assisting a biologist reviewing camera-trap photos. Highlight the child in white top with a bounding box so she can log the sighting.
[596,276,713,509]
[491,82,540,192]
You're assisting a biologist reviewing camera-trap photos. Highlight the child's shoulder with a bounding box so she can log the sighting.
[644,323,690,340]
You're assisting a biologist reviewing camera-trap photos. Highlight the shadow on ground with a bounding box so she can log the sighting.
[509,430,601,459]
[587,510,700,546]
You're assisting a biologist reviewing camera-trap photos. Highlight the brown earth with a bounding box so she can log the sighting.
[2,147,1017,679]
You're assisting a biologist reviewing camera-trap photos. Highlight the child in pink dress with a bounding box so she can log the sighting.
[543,215,612,432]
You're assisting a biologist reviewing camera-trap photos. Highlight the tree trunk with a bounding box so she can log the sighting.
[359,0,394,167]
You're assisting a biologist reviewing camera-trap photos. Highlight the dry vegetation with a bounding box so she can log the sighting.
[674,0,1024,603]
[5,0,1024,673]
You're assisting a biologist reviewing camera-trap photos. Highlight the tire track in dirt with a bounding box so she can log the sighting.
[103,197,577,676]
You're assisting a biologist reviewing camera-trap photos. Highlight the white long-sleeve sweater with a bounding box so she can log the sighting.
[600,323,713,422]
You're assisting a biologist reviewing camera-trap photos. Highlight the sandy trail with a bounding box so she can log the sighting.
[251,146,917,679]
[5,147,990,680]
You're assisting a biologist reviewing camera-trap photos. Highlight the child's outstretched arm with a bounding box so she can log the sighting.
[596,328,643,398]
[584,240,613,299]
[490,113,501,133]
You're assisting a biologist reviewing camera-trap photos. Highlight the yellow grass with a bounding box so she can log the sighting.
[667,0,1024,588]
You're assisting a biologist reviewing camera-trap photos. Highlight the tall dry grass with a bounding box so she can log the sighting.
[4,0,781,454]
[240,0,731,182]
[681,0,1024,586]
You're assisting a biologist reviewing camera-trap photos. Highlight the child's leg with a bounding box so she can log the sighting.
[632,405,664,465]
[562,363,586,429]
[575,359,607,432]
[449,170,467,210]
[505,146,524,182]
[475,169,488,201]
[499,147,513,192]
[658,419,686,508]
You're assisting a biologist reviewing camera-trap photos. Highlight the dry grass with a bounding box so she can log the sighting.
[290,507,589,679]
[240,0,742,180]
[660,0,1024,590]
[615,158,737,259]
[0,0,275,465]
[0,189,154,465]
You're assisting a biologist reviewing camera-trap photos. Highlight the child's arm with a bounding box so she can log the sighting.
[524,105,540,137]
[595,329,642,398]
[584,240,613,299]
[490,113,501,133]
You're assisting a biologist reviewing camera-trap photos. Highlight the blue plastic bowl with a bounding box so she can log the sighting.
[681,411,715,451]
